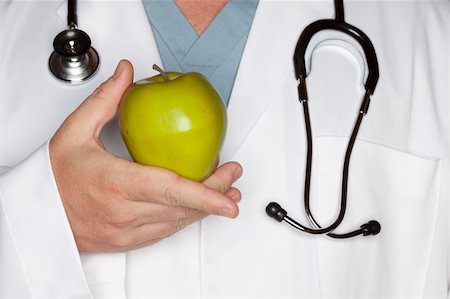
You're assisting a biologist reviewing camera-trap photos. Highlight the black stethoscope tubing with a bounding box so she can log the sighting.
[266,0,381,238]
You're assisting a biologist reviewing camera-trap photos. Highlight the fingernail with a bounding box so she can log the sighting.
[233,165,243,179]
[113,61,125,79]
[219,208,235,218]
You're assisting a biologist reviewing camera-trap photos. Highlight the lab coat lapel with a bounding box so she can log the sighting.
[52,1,164,296]
[222,0,332,161]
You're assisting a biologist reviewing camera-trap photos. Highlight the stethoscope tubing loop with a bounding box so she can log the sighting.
[294,19,379,95]
[302,99,365,237]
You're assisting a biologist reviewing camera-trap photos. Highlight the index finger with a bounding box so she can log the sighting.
[124,163,239,218]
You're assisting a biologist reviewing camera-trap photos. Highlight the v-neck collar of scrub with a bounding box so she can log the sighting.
[143,0,258,77]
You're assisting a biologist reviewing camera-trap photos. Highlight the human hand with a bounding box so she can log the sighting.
[50,60,242,252]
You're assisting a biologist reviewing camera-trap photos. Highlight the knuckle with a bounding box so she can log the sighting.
[135,174,157,201]
[109,182,124,196]
[132,167,180,203]
[174,218,187,232]
[198,186,210,212]
[218,179,230,193]
[216,172,232,192]
[163,177,183,206]
[208,168,233,192]
[180,207,196,219]
[109,178,126,197]
[92,82,109,99]
[158,206,187,221]
[101,170,125,196]
[109,232,135,249]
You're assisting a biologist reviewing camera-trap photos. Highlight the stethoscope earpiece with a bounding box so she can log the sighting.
[49,0,99,84]
[266,202,287,222]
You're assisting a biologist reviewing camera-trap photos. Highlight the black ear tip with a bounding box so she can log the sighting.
[266,202,280,213]
[265,202,287,222]
[362,220,381,236]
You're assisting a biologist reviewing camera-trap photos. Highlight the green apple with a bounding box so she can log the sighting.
[118,65,227,181]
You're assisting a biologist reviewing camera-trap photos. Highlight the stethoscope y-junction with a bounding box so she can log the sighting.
[266,0,381,238]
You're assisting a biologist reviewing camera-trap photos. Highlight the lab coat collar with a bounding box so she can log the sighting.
[221,0,333,161]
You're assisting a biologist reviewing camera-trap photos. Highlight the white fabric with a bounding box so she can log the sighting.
[0,0,448,298]
[0,143,90,298]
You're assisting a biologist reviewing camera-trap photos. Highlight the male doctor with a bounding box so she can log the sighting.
[0,0,449,298]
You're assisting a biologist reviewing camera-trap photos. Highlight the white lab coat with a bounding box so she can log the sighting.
[0,0,448,298]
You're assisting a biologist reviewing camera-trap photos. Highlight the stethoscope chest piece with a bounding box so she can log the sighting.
[49,27,99,84]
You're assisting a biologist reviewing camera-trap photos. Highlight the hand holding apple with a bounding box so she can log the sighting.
[50,60,242,252]
[118,64,227,181]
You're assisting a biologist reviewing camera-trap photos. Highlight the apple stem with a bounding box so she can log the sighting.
[153,64,169,81]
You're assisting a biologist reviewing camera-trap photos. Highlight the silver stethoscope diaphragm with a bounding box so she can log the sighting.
[49,0,99,84]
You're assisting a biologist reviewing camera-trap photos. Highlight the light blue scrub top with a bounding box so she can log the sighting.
[142,0,259,106]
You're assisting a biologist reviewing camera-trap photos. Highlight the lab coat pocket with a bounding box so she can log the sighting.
[311,137,441,298]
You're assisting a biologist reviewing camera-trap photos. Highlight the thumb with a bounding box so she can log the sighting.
[72,59,134,138]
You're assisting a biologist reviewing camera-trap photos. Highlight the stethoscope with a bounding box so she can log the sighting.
[50,0,381,238]
[266,0,381,238]
[49,0,99,83]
